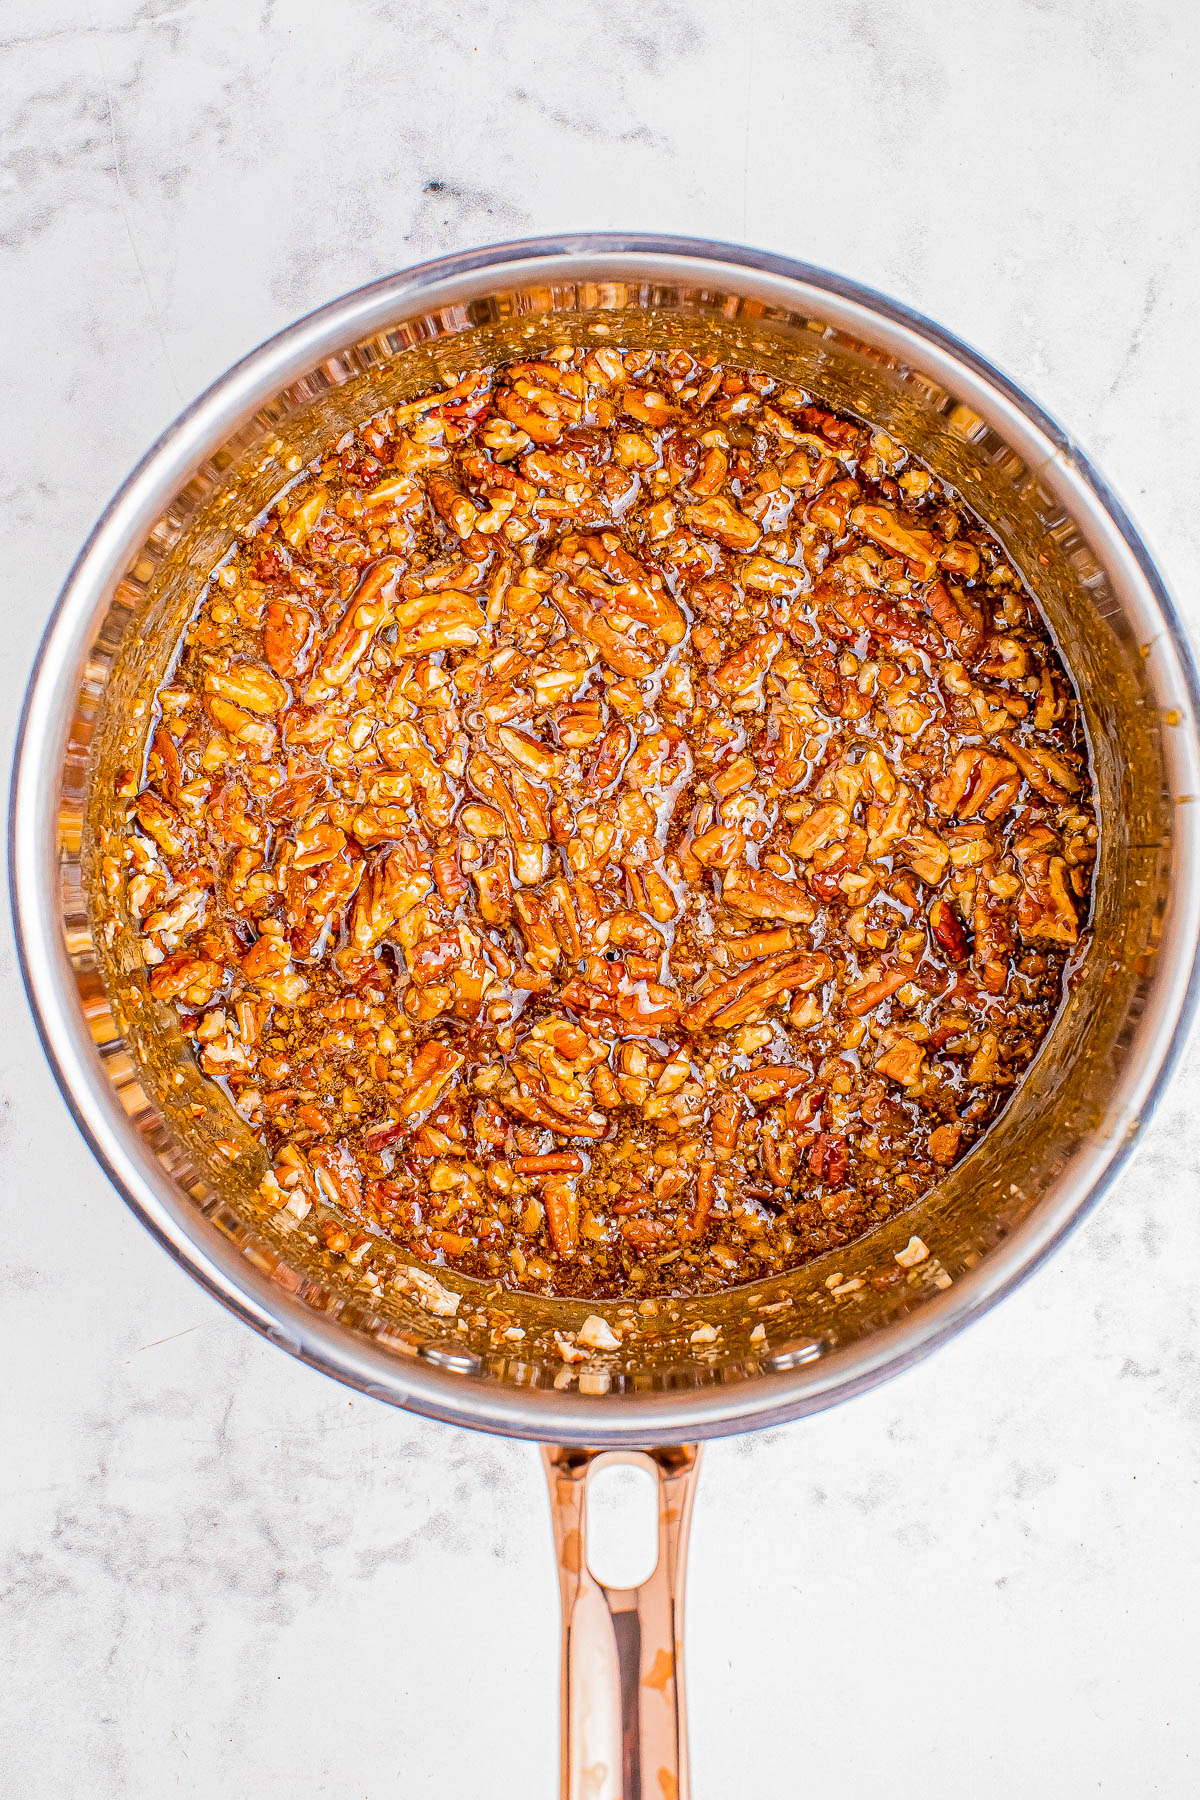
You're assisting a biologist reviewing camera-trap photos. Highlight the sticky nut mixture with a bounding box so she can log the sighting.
[124,347,1097,1298]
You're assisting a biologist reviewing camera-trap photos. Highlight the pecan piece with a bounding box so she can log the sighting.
[514,1152,585,1175]
[685,950,831,1032]
[923,580,984,653]
[468,750,550,842]
[293,848,366,958]
[543,1176,580,1258]
[623,386,676,427]
[550,581,658,679]
[875,1037,926,1089]
[931,749,1020,820]
[348,854,428,952]
[995,733,1082,801]
[622,728,692,791]
[712,630,784,697]
[584,722,632,794]
[397,1041,466,1121]
[690,825,747,869]
[928,1122,962,1164]
[279,486,328,549]
[149,952,223,1005]
[929,898,968,962]
[242,932,291,979]
[496,387,564,446]
[392,586,486,656]
[897,823,951,885]
[306,557,401,697]
[1014,830,1079,943]
[808,1133,849,1185]
[135,791,191,859]
[426,473,480,540]
[683,496,761,551]
[848,504,938,580]
[681,1160,717,1238]
[730,1063,815,1102]
[207,695,276,753]
[846,963,919,1017]
[497,725,564,783]
[204,663,289,716]
[723,865,817,927]
[789,802,850,861]
[741,554,806,599]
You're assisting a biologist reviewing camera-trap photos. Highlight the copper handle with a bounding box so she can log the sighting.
[541,1444,702,1800]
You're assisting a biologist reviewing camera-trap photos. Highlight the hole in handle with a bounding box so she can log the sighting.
[584,1458,660,1590]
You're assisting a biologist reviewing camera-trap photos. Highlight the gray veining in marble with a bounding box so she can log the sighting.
[3,1,1199,1794]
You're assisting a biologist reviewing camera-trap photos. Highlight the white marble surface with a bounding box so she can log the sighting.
[3,1,1200,1794]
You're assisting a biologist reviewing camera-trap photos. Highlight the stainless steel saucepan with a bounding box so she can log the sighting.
[11,235,1200,1799]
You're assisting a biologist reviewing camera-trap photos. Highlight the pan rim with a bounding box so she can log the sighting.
[11,231,1200,1443]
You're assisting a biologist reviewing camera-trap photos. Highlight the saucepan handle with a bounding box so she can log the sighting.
[541,1444,703,1800]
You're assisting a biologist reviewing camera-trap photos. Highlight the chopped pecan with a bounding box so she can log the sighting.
[135,791,191,858]
[712,630,784,697]
[397,1042,465,1120]
[875,1037,926,1088]
[846,963,918,1017]
[204,663,289,716]
[684,950,831,1032]
[741,553,807,599]
[1014,830,1079,943]
[306,558,401,697]
[723,865,817,926]
[543,1176,580,1256]
[683,496,761,551]
[930,749,1020,820]
[848,504,938,580]
[149,952,223,1005]
[263,598,315,679]
[808,1133,849,1185]
[928,1122,962,1164]
[788,802,850,861]
[995,733,1082,801]
[929,898,968,962]
[468,750,549,842]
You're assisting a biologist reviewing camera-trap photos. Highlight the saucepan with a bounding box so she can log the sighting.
[11,234,1200,1798]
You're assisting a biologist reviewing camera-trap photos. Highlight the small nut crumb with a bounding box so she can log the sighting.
[749,1323,767,1345]
[503,1325,526,1341]
[689,1323,719,1344]
[577,1314,621,1352]
[828,1276,864,1297]
[259,1171,285,1207]
[555,1332,588,1364]
[824,1271,844,1290]
[395,1265,461,1317]
[932,1269,953,1290]
[344,1232,372,1267]
[895,1235,930,1269]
